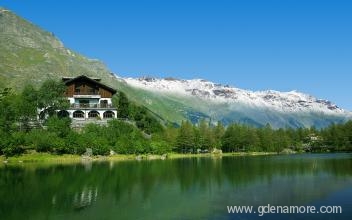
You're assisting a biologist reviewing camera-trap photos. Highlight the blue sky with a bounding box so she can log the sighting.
[2,0,352,110]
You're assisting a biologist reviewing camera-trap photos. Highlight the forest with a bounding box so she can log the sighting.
[1,80,352,157]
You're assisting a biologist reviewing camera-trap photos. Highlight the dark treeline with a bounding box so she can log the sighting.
[1,80,352,157]
[174,120,352,153]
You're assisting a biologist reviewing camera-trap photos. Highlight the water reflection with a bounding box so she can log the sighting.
[0,154,351,220]
[72,186,98,211]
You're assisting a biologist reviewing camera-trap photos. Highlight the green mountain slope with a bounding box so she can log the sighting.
[0,7,115,89]
[116,81,201,123]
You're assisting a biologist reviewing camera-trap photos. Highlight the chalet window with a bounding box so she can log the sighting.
[100,100,108,108]
[73,111,84,118]
[103,111,115,118]
[79,100,89,108]
[88,111,100,118]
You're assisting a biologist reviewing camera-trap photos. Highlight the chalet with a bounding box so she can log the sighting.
[59,75,117,120]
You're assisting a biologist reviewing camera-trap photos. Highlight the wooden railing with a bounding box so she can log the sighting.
[74,91,99,95]
[70,104,115,109]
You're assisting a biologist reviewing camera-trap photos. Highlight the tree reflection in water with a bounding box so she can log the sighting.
[0,153,351,220]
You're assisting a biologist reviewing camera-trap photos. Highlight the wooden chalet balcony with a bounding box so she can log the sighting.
[73,93,101,98]
[74,91,99,95]
[70,103,116,109]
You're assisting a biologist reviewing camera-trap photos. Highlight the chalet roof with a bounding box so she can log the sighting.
[62,76,101,82]
[62,75,117,94]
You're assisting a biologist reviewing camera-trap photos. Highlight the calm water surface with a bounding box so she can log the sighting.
[1,153,352,220]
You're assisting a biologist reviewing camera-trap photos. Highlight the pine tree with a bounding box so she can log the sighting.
[116,91,129,118]
[176,121,195,153]
[213,121,225,149]
[197,119,215,150]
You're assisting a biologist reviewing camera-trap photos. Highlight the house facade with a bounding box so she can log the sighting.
[59,75,118,120]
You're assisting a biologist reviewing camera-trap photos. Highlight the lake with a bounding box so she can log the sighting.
[1,153,352,220]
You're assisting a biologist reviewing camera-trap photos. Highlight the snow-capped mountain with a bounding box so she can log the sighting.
[114,75,352,128]
[122,76,347,116]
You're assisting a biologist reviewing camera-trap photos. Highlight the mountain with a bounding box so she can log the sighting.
[0,7,115,89]
[0,7,350,128]
[117,76,351,128]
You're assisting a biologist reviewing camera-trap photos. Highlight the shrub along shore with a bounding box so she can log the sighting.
[0,151,277,165]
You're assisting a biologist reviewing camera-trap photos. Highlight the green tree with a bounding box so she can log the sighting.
[116,91,129,118]
[242,126,260,151]
[63,131,85,154]
[129,104,163,134]
[258,123,274,152]
[0,88,17,133]
[176,121,195,153]
[81,123,110,155]
[46,116,72,138]
[343,121,352,150]
[2,132,26,156]
[221,124,239,152]
[154,124,178,147]
[25,129,63,152]
[14,84,39,131]
[37,79,68,119]
[272,128,290,153]
[213,121,225,149]
[197,119,215,150]
[150,140,172,154]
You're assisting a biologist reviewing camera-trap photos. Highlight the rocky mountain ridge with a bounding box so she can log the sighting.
[122,76,346,115]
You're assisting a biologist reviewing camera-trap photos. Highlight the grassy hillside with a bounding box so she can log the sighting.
[0,7,116,89]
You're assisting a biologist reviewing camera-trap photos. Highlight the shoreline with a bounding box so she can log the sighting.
[0,152,278,165]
